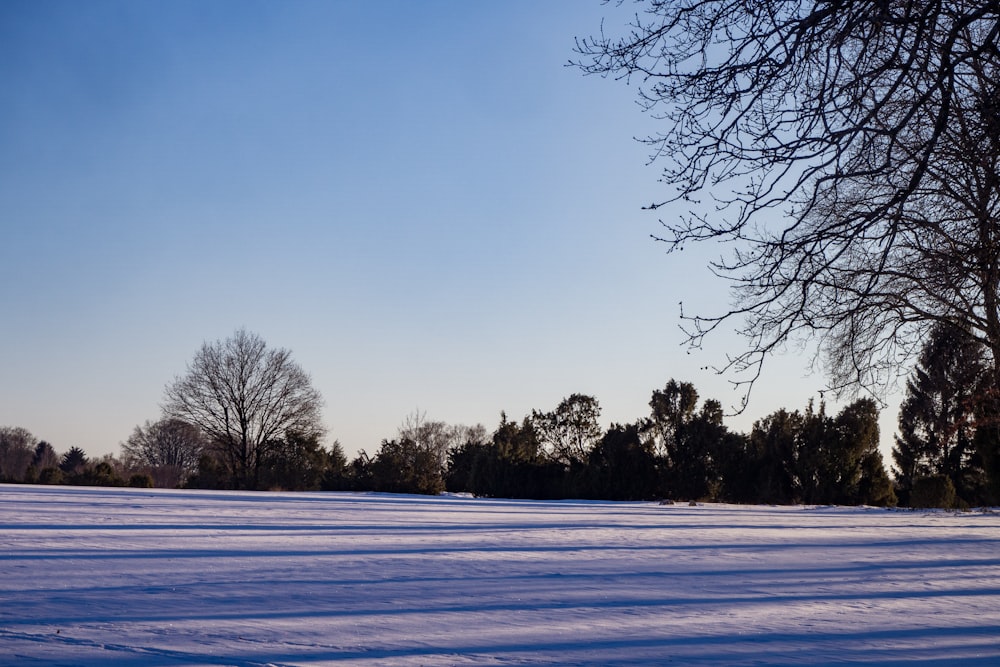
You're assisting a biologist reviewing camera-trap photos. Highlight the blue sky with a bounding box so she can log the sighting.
[0,1,898,460]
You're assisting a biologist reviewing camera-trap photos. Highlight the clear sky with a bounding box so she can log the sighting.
[0,1,902,461]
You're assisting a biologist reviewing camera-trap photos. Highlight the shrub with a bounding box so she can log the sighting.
[128,473,154,488]
[910,475,957,509]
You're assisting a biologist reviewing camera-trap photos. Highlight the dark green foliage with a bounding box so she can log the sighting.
[974,415,1000,504]
[858,449,897,508]
[77,461,124,487]
[445,415,569,499]
[749,410,802,504]
[646,381,733,501]
[185,453,231,490]
[321,441,352,491]
[671,400,727,501]
[746,399,896,507]
[910,475,958,509]
[367,438,444,495]
[798,400,882,505]
[532,394,602,466]
[32,441,59,469]
[258,431,330,491]
[184,432,344,491]
[586,423,660,500]
[445,440,491,494]
[128,473,155,488]
[710,431,755,503]
[37,467,63,485]
[893,324,990,506]
[446,383,896,506]
[14,381,902,506]
[59,447,88,475]
[832,399,895,507]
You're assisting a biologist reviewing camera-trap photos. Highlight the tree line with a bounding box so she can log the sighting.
[2,327,995,508]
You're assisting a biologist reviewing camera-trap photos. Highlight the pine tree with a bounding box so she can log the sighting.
[893,324,989,506]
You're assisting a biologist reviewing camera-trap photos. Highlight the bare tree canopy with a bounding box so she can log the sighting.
[0,426,37,482]
[121,418,206,487]
[576,1,1000,400]
[163,329,325,489]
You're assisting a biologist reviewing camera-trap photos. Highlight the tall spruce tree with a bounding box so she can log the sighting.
[893,325,990,506]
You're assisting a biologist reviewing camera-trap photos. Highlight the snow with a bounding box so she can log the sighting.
[2,485,999,666]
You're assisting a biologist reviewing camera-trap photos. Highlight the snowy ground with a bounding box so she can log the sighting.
[1,486,999,666]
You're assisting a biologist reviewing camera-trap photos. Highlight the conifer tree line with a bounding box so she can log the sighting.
[1,327,995,508]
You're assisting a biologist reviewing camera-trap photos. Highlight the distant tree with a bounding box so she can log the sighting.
[163,329,325,490]
[647,381,699,461]
[795,401,835,504]
[0,426,37,482]
[532,394,602,466]
[77,459,124,487]
[445,440,490,495]
[258,430,330,491]
[672,399,729,501]
[396,411,485,478]
[37,466,63,485]
[321,440,352,491]
[128,473,154,488]
[368,438,444,495]
[347,450,375,491]
[711,430,755,504]
[747,399,895,506]
[446,413,565,499]
[185,453,229,490]
[491,412,540,465]
[748,410,802,504]
[444,425,494,495]
[59,446,88,476]
[857,447,898,508]
[586,422,660,500]
[832,399,896,507]
[32,441,59,470]
[645,381,727,501]
[121,418,206,488]
[893,324,989,506]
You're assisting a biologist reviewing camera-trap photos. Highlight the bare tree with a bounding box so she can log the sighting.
[397,411,487,472]
[575,1,1000,402]
[163,329,325,489]
[121,418,206,487]
[0,426,37,482]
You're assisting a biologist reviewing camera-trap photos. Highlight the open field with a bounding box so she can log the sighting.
[2,485,999,666]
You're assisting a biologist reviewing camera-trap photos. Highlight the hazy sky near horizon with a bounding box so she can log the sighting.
[0,1,898,460]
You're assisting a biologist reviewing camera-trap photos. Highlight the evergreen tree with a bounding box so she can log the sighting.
[59,446,88,476]
[893,324,989,506]
[749,410,802,504]
[834,399,895,507]
[646,380,726,500]
[32,441,59,470]
[321,441,351,491]
[586,423,660,500]
[367,438,444,495]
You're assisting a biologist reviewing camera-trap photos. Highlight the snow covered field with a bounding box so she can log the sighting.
[2,485,999,666]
